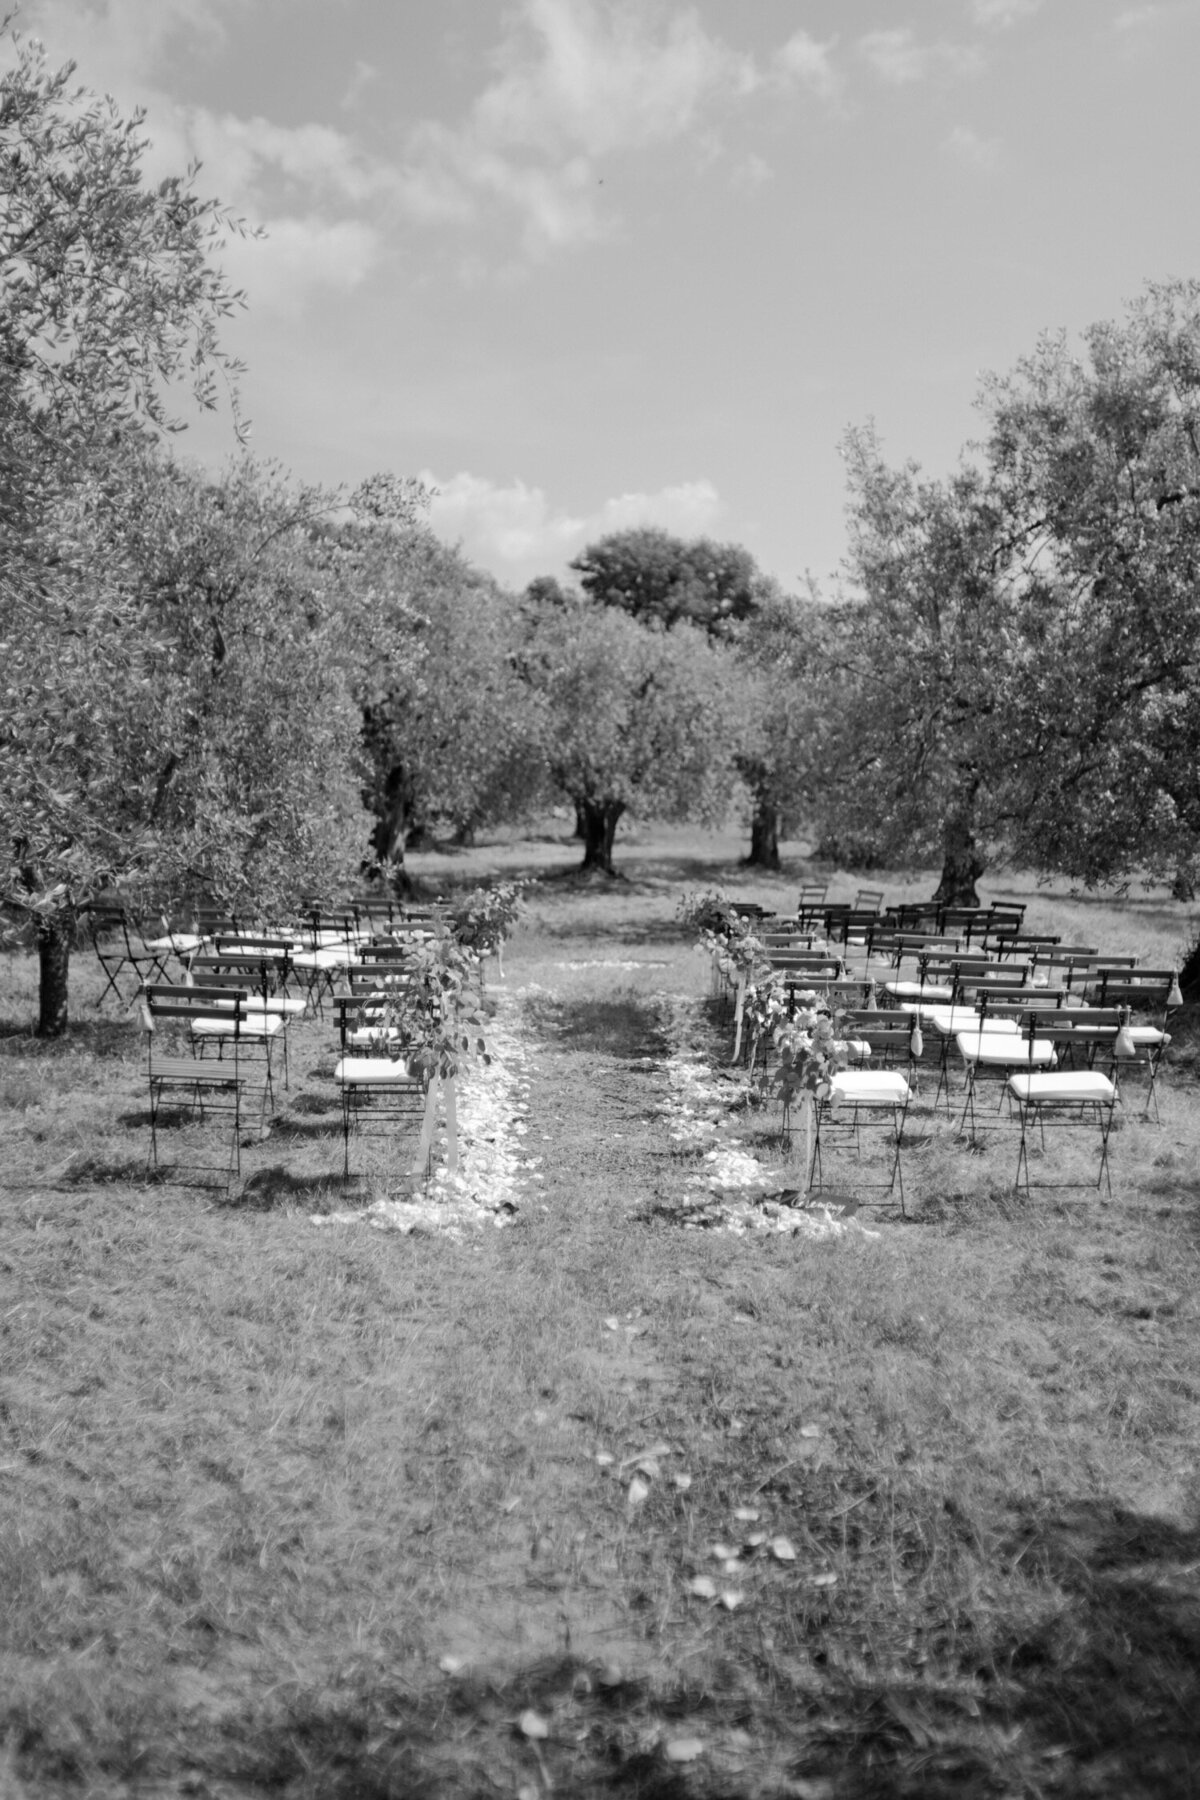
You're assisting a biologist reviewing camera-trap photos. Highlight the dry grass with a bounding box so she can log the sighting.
[2,825,1199,1798]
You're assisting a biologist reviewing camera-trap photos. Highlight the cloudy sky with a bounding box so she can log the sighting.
[12,0,1200,593]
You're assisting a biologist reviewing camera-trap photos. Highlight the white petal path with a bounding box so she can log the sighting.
[648,993,880,1243]
[313,987,541,1239]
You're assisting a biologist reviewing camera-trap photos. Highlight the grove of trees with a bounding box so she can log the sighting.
[7,19,1200,1031]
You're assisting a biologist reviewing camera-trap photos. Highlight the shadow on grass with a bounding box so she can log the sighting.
[0,1015,136,1059]
[997,1499,1200,1799]
[525,993,673,1062]
[224,1164,348,1211]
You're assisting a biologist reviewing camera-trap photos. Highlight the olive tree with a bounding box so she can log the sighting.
[524,605,744,875]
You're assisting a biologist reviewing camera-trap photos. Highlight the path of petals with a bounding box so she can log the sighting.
[313,987,541,1239]
[647,994,880,1243]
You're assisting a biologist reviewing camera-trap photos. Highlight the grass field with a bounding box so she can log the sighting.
[2,823,1199,1799]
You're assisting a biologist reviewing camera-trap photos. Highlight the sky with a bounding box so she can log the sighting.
[10,0,1200,595]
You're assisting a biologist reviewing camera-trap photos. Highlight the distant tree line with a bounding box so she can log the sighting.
[8,21,1200,1032]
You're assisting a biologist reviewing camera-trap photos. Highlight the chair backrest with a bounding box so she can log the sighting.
[854,887,885,912]
[797,883,829,907]
[344,962,417,994]
[188,954,279,999]
[978,986,1066,1018]
[142,982,249,1032]
[939,907,990,936]
[1089,969,1177,1011]
[951,959,1032,995]
[886,902,941,930]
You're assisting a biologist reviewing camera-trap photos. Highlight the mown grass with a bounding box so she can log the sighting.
[2,830,1199,1798]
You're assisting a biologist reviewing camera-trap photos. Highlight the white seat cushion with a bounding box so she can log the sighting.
[191,1013,283,1039]
[334,1056,422,1085]
[1008,1072,1116,1103]
[829,1071,911,1105]
[926,1007,1018,1036]
[293,946,357,969]
[883,980,953,1003]
[957,1031,1053,1066]
[142,933,206,954]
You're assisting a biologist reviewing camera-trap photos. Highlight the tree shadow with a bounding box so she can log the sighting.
[223,1164,350,1212]
[996,1499,1200,1797]
[0,1015,136,1059]
[523,993,673,1062]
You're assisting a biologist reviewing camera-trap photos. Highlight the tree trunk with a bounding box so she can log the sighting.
[743,798,781,870]
[932,814,985,908]
[573,799,587,840]
[578,799,625,875]
[37,914,71,1038]
[365,765,413,896]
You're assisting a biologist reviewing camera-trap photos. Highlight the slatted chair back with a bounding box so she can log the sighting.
[838,1013,917,1067]
[889,933,963,969]
[950,960,1032,1002]
[357,939,425,963]
[1086,967,1178,1011]
[886,901,941,931]
[939,907,990,942]
[975,983,1064,1015]
[139,983,268,1180]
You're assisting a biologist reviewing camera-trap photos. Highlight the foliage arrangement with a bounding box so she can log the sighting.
[768,998,854,1129]
[449,880,530,956]
[359,926,489,1083]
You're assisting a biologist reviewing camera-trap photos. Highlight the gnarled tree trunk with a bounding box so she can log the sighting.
[37,914,71,1038]
[365,764,415,897]
[578,799,625,876]
[932,812,985,908]
[743,798,781,870]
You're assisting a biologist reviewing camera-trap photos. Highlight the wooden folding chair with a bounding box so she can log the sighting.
[140,984,269,1183]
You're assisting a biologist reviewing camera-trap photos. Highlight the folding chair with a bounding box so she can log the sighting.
[921,1003,1020,1112]
[956,1005,1059,1142]
[84,903,170,1004]
[1083,971,1180,1119]
[291,910,362,1014]
[1007,1016,1118,1197]
[853,887,885,913]
[140,984,269,1183]
[330,991,430,1181]
[805,1052,914,1213]
[187,953,305,1088]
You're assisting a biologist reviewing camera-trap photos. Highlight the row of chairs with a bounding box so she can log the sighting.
[137,917,456,1187]
[714,898,1182,1209]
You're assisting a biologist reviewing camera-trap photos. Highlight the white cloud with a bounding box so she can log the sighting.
[13,0,389,312]
[422,471,725,586]
[944,124,1002,170]
[969,0,1042,26]
[859,28,984,84]
[396,0,761,257]
[772,29,842,102]
[219,217,381,314]
[1113,3,1164,26]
